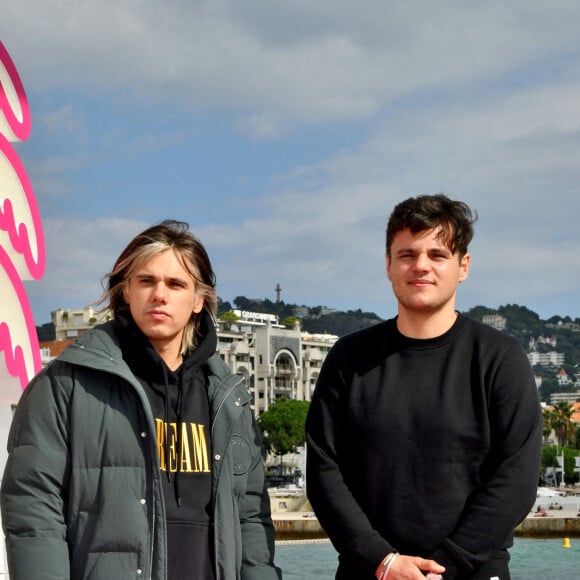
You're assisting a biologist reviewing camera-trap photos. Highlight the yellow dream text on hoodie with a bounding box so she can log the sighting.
[155,418,211,473]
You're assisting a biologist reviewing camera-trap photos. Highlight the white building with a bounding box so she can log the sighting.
[482,313,507,331]
[51,307,110,341]
[217,310,338,415]
[550,391,580,404]
[47,306,339,416]
[527,351,565,367]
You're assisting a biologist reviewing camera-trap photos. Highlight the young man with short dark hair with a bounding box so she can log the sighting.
[306,194,542,580]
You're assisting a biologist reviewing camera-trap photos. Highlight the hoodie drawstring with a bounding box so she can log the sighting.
[174,366,184,507]
[160,363,183,507]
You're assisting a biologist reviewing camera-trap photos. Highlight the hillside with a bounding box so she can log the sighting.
[220,298,580,404]
[221,296,580,348]
[219,296,382,336]
[37,298,580,404]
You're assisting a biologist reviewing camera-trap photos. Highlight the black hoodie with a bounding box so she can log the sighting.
[114,310,215,580]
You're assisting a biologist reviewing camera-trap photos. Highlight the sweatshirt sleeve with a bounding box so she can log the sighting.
[427,340,543,578]
[1,366,72,580]
[305,342,392,573]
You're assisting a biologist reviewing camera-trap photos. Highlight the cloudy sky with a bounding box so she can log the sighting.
[3,1,580,325]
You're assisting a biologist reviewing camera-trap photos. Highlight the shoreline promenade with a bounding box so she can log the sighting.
[270,485,580,541]
[272,509,580,542]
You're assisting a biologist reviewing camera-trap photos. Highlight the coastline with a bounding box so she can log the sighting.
[271,485,580,541]
[272,511,327,542]
[272,509,580,542]
[515,509,580,538]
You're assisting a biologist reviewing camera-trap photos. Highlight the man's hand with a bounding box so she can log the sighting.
[386,554,445,579]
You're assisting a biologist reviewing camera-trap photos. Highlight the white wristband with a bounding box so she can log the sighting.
[383,552,399,578]
[377,552,397,580]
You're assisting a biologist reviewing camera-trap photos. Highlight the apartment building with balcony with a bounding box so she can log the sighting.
[527,350,565,367]
[482,313,507,331]
[49,306,338,416]
[51,306,111,341]
[216,309,338,415]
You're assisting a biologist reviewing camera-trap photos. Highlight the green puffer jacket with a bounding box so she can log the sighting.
[1,322,282,580]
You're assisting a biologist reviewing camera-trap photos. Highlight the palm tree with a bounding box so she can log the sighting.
[542,408,555,443]
[219,310,240,331]
[549,402,575,447]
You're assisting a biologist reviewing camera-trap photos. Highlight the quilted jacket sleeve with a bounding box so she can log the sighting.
[238,409,282,580]
[1,363,73,580]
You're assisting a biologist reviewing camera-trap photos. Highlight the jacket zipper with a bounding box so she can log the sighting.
[210,375,245,579]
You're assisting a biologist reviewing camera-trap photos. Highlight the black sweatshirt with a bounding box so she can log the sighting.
[306,315,542,579]
[114,310,215,580]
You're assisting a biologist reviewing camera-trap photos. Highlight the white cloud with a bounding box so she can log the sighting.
[6,1,580,129]
[4,1,580,322]
[24,217,148,311]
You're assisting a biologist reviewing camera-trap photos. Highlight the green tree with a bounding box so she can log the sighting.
[549,402,575,447]
[541,445,580,484]
[541,445,558,468]
[36,322,56,341]
[233,296,254,310]
[462,305,496,321]
[281,316,300,329]
[542,408,554,443]
[303,310,381,336]
[537,372,560,405]
[217,297,233,316]
[219,310,240,330]
[257,397,310,457]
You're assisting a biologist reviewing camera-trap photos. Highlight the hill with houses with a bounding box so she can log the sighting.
[37,298,580,406]
[219,298,580,405]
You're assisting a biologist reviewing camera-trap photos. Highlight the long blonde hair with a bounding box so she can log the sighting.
[100,220,217,353]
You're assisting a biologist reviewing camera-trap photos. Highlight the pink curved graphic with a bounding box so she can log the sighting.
[0,41,44,390]
[0,133,46,280]
[0,41,31,142]
[0,245,42,388]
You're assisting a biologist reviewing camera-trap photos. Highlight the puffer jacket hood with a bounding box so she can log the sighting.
[112,308,218,386]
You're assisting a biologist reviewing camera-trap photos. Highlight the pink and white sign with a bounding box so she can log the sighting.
[0,41,45,390]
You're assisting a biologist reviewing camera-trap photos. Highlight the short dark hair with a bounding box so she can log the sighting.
[386,194,477,257]
[101,220,217,352]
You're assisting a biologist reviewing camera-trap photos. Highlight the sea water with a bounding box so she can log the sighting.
[275,538,580,579]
